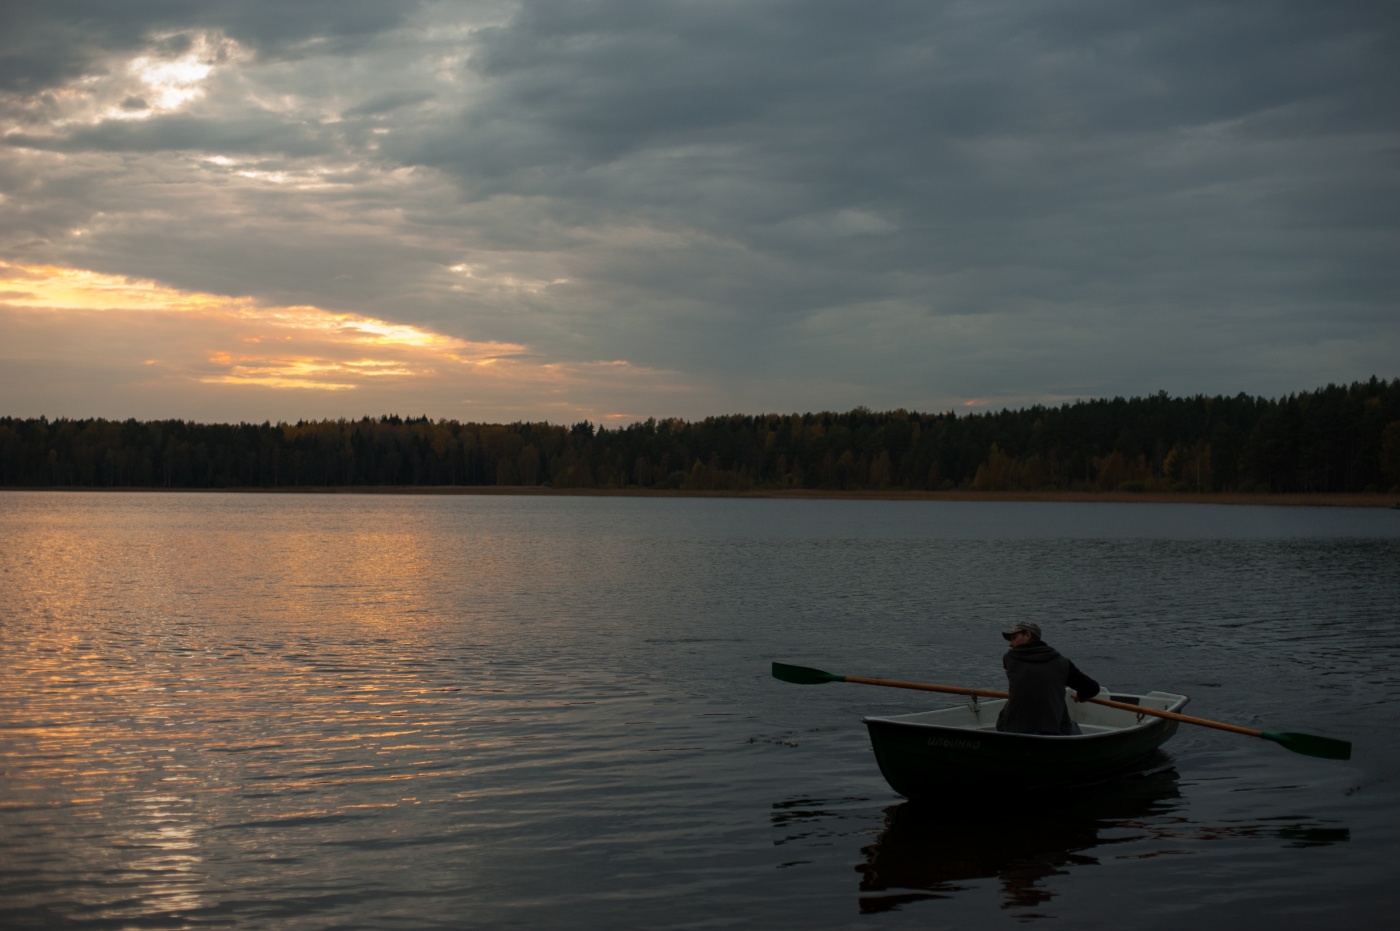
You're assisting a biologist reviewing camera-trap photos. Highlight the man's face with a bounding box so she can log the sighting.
[1007,630,1033,648]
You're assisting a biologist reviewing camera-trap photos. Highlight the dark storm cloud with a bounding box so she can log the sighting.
[0,1,424,91]
[5,113,336,157]
[388,0,1398,398]
[341,90,437,118]
[438,1,1398,179]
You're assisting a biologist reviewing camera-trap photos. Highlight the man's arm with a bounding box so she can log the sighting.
[1067,663,1101,701]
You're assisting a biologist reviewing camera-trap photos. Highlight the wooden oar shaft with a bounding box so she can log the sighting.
[844,675,1008,700]
[1088,695,1263,737]
[846,675,1264,738]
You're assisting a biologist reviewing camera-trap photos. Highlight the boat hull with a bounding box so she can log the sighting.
[863,691,1187,801]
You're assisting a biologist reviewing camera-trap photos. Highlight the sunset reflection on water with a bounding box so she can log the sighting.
[1,494,541,925]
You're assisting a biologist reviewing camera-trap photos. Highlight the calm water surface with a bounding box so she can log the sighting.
[2,493,1398,929]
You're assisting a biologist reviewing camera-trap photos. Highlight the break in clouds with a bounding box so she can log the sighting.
[1,1,1397,423]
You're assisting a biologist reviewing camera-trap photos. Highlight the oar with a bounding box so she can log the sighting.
[773,661,1012,699]
[772,662,1352,761]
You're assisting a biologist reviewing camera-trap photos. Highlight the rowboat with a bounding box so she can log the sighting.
[862,690,1189,800]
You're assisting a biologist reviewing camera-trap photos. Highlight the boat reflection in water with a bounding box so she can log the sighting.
[855,759,1350,915]
[845,756,1349,912]
[857,762,1181,913]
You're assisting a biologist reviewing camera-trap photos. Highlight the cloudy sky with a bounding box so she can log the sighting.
[1,1,1396,425]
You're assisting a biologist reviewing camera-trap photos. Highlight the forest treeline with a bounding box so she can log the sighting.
[3,378,1399,494]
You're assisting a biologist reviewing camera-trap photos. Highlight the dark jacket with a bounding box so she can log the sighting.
[995,640,1101,735]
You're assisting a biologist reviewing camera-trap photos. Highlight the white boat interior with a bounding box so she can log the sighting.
[864,690,1190,735]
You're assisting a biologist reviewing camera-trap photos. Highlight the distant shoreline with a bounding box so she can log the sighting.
[4,486,1398,508]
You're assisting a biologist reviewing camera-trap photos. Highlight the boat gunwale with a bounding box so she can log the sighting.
[861,691,1190,742]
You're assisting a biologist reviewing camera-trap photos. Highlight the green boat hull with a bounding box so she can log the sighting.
[863,693,1185,801]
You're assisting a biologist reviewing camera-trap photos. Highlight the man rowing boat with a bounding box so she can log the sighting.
[996,621,1101,735]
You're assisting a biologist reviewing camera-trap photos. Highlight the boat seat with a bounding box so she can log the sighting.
[963,722,1117,735]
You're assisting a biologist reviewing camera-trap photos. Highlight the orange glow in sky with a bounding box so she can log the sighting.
[0,260,691,422]
[0,260,523,390]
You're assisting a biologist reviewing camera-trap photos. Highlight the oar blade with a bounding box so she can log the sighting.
[772,662,845,685]
[1262,731,1352,761]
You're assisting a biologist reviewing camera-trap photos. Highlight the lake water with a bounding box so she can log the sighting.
[2,492,1398,929]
